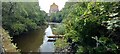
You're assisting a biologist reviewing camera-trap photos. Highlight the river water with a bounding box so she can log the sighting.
[13,25,55,52]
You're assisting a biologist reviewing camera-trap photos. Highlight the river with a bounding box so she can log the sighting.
[12,25,55,52]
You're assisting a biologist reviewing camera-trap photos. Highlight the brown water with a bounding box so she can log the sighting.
[13,27,46,52]
[12,24,59,53]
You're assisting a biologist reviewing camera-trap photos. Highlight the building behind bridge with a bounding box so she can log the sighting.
[48,3,59,16]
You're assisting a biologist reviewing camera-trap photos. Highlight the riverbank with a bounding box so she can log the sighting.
[0,28,19,53]
[54,38,69,52]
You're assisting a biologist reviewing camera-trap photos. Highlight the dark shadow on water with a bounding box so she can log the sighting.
[12,27,46,52]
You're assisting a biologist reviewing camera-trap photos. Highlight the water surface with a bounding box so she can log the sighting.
[13,27,46,52]
[13,25,55,52]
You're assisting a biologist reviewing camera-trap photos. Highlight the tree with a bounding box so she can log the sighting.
[57,2,120,54]
[2,2,47,36]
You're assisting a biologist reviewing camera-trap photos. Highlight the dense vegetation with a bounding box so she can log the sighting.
[49,12,63,23]
[55,2,120,54]
[2,2,47,36]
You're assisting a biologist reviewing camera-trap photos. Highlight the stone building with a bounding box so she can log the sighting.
[48,3,59,16]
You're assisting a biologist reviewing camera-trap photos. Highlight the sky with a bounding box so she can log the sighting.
[38,0,68,13]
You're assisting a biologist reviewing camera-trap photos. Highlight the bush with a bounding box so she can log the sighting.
[53,24,65,35]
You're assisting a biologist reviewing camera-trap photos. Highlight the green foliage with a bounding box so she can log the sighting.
[2,2,47,36]
[57,2,120,54]
[55,38,69,48]
[49,12,62,23]
[103,18,120,30]
[53,24,65,35]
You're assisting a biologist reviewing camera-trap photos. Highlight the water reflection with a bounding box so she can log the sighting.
[13,25,55,53]
[13,27,45,52]
[40,25,55,52]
